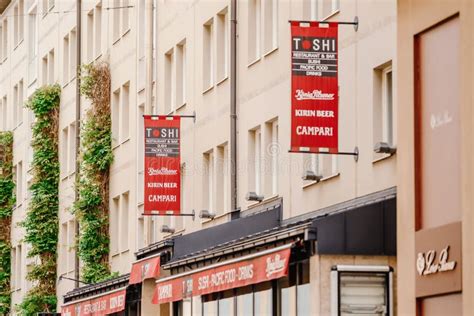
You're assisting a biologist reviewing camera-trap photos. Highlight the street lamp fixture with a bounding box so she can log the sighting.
[199,210,216,219]
[246,192,264,202]
[374,142,397,155]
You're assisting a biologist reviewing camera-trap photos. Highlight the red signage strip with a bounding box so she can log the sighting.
[61,288,126,316]
[144,115,181,215]
[129,254,161,285]
[152,244,292,305]
[291,21,339,153]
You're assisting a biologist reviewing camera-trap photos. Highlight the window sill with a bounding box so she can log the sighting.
[28,77,37,87]
[247,194,280,208]
[263,46,278,58]
[201,210,234,224]
[247,57,261,68]
[302,172,340,189]
[13,39,24,51]
[122,28,131,38]
[112,137,131,150]
[216,75,229,86]
[202,85,214,95]
[62,76,76,88]
[321,9,340,22]
[372,152,395,164]
[175,102,187,112]
[94,53,103,62]
[112,36,121,46]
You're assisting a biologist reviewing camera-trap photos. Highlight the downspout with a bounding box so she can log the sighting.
[145,0,154,115]
[74,0,82,288]
[230,0,238,216]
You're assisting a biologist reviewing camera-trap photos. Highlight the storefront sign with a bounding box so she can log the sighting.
[415,222,462,298]
[152,246,292,305]
[129,255,161,284]
[61,288,126,316]
[290,22,339,153]
[144,116,181,215]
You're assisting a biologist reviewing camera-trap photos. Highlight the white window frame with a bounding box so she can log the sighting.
[382,65,394,146]
[331,265,393,316]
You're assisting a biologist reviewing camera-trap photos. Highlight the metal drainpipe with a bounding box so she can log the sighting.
[145,0,154,115]
[230,0,238,215]
[74,0,82,288]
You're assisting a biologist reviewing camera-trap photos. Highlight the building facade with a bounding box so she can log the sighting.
[397,0,474,315]
[0,0,398,315]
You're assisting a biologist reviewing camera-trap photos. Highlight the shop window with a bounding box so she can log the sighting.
[279,260,310,315]
[331,266,393,315]
[236,287,253,316]
[203,18,214,90]
[254,283,273,315]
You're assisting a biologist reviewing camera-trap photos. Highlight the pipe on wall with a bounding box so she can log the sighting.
[230,0,238,214]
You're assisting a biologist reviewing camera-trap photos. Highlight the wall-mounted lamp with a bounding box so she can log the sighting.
[199,210,216,219]
[161,225,175,234]
[374,142,397,155]
[302,170,323,182]
[246,192,264,202]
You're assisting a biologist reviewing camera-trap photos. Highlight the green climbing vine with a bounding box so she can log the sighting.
[19,85,61,315]
[74,62,114,283]
[0,131,14,315]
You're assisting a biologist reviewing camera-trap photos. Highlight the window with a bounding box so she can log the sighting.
[203,150,214,212]
[2,19,8,60]
[60,220,76,274]
[331,266,393,315]
[263,0,277,53]
[42,0,54,16]
[95,3,102,57]
[28,8,38,82]
[87,2,102,61]
[18,0,24,45]
[13,80,23,127]
[279,261,310,315]
[14,161,23,205]
[203,19,214,90]
[63,29,77,84]
[305,0,340,20]
[111,192,130,255]
[61,123,76,177]
[42,49,55,85]
[248,0,261,63]
[216,8,229,82]
[112,82,130,146]
[373,64,394,156]
[113,0,130,42]
[1,96,7,130]
[264,119,278,197]
[164,48,174,113]
[249,128,262,196]
[11,244,22,290]
[0,97,6,131]
[176,40,186,107]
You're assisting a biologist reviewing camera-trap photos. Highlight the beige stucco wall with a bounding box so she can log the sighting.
[1,0,398,314]
[397,0,474,314]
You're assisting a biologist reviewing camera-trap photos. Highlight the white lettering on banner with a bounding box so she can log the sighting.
[109,295,125,309]
[148,195,177,202]
[295,89,335,101]
[266,254,287,278]
[238,264,254,281]
[147,167,178,176]
[296,126,333,136]
[416,245,456,276]
[159,284,173,300]
[147,182,178,188]
[295,109,334,117]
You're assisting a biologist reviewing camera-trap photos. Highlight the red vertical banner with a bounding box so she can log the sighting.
[291,22,339,153]
[144,116,181,215]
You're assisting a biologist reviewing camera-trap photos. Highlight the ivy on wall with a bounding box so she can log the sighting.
[19,85,61,315]
[0,131,14,315]
[74,62,114,283]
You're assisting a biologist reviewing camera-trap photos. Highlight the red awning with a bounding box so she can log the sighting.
[61,288,126,316]
[152,243,292,305]
[129,253,161,284]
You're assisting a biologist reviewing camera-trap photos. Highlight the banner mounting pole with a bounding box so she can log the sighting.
[141,210,196,220]
[289,16,359,31]
[289,146,359,162]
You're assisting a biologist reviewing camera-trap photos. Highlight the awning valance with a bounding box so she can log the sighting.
[152,243,292,305]
[61,287,126,316]
[129,253,161,284]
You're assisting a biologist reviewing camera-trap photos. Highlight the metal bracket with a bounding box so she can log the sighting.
[142,210,196,221]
